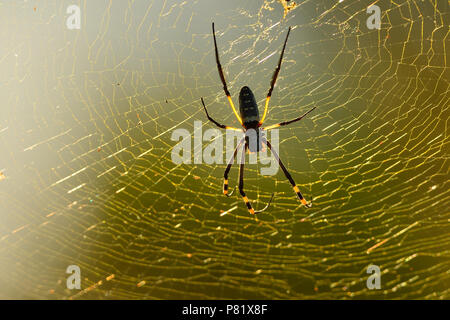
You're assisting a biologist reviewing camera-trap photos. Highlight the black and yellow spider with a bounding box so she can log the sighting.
[201,23,315,215]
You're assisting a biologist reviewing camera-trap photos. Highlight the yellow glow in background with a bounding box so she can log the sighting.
[0,0,449,299]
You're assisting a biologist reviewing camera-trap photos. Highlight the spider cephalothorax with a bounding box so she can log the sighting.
[201,23,315,214]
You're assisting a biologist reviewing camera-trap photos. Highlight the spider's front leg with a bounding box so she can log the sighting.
[259,27,291,126]
[211,23,243,125]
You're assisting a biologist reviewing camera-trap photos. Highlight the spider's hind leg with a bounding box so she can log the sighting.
[238,142,275,214]
[263,139,312,208]
[223,137,245,197]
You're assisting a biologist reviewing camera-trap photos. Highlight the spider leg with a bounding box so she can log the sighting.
[212,23,243,126]
[263,139,312,208]
[263,106,316,130]
[223,137,245,196]
[201,98,241,131]
[259,27,291,126]
[238,142,275,214]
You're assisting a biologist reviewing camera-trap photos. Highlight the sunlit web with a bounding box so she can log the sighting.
[0,0,449,299]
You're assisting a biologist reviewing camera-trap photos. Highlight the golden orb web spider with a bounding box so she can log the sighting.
[201,23,316,215]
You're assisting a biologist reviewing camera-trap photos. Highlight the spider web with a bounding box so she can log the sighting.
[0,0,449,299]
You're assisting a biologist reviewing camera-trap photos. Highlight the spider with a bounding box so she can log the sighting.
[201,23,315,214]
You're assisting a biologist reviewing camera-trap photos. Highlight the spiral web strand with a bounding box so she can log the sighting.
[0,0,448,299]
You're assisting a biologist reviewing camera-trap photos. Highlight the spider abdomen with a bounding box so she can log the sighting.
[239,86,260,128]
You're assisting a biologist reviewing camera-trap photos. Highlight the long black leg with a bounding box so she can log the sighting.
[238,142,275,214]
[263,106,316,130]
[212,23,243,125]
[201,98,241,131]
[259,27,291,126]
[264,139,312,208]
[223,137,245,196]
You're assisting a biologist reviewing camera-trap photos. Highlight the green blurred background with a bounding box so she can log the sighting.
[0,0,448,299]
